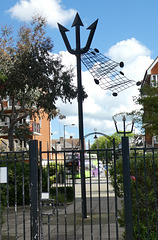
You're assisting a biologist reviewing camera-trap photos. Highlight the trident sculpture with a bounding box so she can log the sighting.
[58,13,98,218]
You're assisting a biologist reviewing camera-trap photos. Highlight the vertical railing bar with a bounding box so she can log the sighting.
[0,154,2,240]
[14,153,18,239]
[6,153,9,240]
[72,151,76,240]
[81,150,85,240]
[39,142,43,240]
[143,149,149,239]
[0,153,3,240]
[48,215,50,240]
[113,139,119,240]
[0,175,1,240]
[0,155,2,240]
[106,149,110,240]
[29,140,39,240]
[64,150,68,240]
[122,136,133,240]
[22,152,26,240]
[55,151,59,238]
[47,149,50,196]
[47,150,51,240]
[134,149,140,239]
[88,148,93,240]
[97,149,102,239]
[152,149,158,239]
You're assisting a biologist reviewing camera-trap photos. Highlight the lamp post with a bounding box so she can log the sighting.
[64,124,75,150]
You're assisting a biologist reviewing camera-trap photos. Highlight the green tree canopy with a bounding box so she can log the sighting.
[90,133,120,150]
[91,132,134,150]
[0,15,86,150]
[138,83,158,135]
[119,80,158,137]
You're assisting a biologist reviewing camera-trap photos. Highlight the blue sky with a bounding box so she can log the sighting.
[0,0,157,146]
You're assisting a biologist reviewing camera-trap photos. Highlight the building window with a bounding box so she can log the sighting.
[151,74,158,87]
[39,117,41,128]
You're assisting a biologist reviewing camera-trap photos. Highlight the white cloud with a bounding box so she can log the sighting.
[7,0,76,28]
[52,38,153,137]
[106,38,151,65]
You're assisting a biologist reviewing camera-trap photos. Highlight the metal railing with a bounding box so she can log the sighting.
[0,140,157,239]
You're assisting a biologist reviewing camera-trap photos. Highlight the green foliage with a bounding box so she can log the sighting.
[110,151,158,239]
[0,15,85,150]
[42,163,65,191]
[50,187,74,203]
[14,124,33,142]
[42,163,73,203]
[138,84,158,135]
[117,81,158,135]
[7,161,30,206]
[91,132,134,150]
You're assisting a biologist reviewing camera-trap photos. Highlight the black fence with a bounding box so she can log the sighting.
[0,140,157,239]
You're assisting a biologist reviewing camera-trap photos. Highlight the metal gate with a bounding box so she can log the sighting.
[0,139,158,239]
[39,140,122,240]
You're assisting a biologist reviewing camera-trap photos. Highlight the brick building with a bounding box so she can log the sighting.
[0,99,51,152]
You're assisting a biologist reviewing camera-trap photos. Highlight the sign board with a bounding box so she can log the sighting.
[0,167,7,183]
[41,192,49,199]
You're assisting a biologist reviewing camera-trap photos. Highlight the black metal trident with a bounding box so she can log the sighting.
[58,13,98,218]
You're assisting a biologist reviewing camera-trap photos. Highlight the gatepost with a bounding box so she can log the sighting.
[113,116,133,240]
[29,140,39,240]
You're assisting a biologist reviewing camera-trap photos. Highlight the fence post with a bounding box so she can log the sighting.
[29,140,39,240]
[122,136,133,240]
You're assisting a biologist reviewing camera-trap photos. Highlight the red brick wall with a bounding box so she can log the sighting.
[151,62,158,74]
[32,112,51,157]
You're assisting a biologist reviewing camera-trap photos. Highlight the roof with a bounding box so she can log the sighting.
[141,57,158,88]
[52,137,81,150]
[146,57,158,75]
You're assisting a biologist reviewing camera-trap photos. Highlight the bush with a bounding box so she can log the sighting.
[7,161,30,206]
[110,151,158,240]
[50,187,74,203]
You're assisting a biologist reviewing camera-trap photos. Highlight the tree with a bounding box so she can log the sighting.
[90,133,130,150]
[110,151,158,239]
[121,80,158,139]
[138,84,158,135]
[90,133,122,161]
[0,16,85,150]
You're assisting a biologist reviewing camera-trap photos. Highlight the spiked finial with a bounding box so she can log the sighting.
[72,13,84,27]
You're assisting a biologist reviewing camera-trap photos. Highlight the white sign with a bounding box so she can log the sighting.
[41,192,49,199]
[0,167,7,183]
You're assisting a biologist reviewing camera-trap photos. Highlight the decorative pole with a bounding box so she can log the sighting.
[58,13,98,218]
[113,116,134,240]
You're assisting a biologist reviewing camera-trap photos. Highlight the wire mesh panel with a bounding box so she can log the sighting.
[81,48,137,95]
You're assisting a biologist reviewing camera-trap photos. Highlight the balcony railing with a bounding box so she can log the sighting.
[31,122,40,134]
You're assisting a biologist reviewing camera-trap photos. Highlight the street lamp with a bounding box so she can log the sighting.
[64,124,75,150]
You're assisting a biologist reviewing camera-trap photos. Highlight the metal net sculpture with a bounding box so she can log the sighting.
[81,48,140,96]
